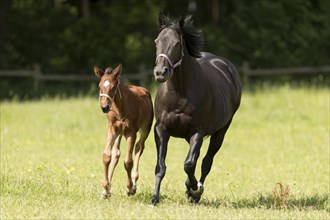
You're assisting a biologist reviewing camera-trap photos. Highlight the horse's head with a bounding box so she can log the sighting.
[94,64,122,113]
[154,14,184,83]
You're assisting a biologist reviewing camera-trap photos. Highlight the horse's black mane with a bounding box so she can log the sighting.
[158,14,204,58]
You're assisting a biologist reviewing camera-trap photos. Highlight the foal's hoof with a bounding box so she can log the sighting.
[127,185,137,196]
[151,194,160,206]
[101,191,111,199]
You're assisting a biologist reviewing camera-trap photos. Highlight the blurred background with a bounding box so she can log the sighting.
[0,0,329,99]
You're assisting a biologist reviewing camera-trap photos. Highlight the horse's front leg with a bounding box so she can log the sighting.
[151,122,169,206]
[184,132,203,203]
[124,132,136,195]
[101,129,120,199]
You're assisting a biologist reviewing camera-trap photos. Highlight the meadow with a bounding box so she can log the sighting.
[1,85,329,219]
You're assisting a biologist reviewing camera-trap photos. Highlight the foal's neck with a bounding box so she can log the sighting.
[111,83,125,117]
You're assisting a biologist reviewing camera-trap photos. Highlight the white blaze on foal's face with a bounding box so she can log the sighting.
[103,80,110,88]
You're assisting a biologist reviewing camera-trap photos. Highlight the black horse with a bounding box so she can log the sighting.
[151,14,242,205]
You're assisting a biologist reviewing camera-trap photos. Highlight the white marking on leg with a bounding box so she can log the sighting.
[197,182,204,194]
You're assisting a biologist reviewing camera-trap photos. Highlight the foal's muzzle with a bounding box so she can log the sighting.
[101,104,110,113]
[99,93,112,113]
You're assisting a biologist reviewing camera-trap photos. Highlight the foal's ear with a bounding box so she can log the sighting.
[112,64,122,78]
[94,66,104,78]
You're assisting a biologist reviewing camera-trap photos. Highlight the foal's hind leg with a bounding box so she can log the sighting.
[124,132,136,195]
[130,129,148,195]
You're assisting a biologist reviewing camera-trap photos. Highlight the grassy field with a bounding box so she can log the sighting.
[1,85,329,219]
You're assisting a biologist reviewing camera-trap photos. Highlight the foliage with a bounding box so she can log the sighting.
[202,0,330,68]
[1,0,161,73]
[1,86,329,219]
[1,0,329,75]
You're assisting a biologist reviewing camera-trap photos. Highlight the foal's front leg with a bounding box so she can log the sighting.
[101,129,121,199]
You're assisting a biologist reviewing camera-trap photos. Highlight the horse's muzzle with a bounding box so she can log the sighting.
[154,66,169,82]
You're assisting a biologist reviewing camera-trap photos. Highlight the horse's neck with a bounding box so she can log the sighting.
[170,54,202,90]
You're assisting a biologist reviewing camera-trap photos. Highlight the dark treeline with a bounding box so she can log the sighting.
[1,0,329,73]
[0,0,329,99]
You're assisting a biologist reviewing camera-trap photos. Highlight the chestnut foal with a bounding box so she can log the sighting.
[94,64,153,198]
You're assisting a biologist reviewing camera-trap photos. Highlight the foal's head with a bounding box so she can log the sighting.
[94,64,122,113]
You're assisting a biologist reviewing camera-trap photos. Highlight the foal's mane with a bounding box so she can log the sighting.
[158,14,204,58]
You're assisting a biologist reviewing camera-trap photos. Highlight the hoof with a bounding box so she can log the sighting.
[186,190,201,203]
[151,194,160,206]
[186,182,203,203]
[101,191,111,199]
[189,194,201,203]
[127,185,137,196]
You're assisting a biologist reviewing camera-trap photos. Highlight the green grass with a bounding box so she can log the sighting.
[1,86,329,219]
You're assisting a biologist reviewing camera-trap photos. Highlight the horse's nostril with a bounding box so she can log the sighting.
[155,70,164,76]
[154,64,170,77]
[163,67,168,73]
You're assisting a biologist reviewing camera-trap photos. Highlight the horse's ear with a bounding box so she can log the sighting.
[158,12,168,29]
[112,64,122,78]
[179,15,185,29]
[179,15,192,29]
[94,66,104,78]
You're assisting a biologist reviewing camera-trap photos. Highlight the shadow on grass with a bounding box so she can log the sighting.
[133,189,188,205]
[130,187,329,211]
[201,193,329,211]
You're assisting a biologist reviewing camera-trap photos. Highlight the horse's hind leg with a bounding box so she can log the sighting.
[199,119,233,187]
[124,132,136,195]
